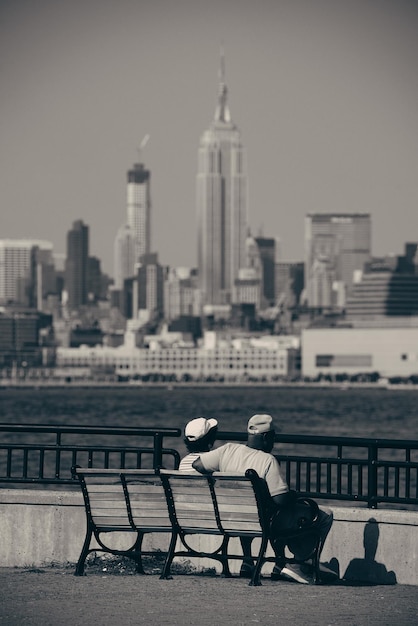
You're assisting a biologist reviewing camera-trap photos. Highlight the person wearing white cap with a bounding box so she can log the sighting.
[192,414,334,585]
[178,417,218,473]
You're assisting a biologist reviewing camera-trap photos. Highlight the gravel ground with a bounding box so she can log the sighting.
[1,559,417,626]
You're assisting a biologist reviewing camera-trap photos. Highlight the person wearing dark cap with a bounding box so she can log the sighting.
[192,413,334,584]
[179,417,218,473]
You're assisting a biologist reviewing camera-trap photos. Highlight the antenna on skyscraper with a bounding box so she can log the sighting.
[137,134,150,163]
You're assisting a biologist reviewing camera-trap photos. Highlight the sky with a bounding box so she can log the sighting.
[1,0,417,276]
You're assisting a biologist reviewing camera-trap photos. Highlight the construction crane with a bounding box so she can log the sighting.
[136,134,150,163]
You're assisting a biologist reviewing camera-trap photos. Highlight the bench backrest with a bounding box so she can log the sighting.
[120,471,172,531]
[74,468,171,532]
[75,468,132,531]
[159,470,267,537]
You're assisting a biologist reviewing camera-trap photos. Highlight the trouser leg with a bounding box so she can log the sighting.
[271,506,333,563]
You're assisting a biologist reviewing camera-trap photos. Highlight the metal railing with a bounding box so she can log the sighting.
[1,424,417,509]
[218,431,418,509]
[0,424,181,484]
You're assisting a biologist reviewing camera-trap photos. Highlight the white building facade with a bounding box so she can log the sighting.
[302,326,418,378]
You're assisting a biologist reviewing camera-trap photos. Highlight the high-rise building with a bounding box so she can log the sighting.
[197,52,248,306]
[304,213,371,307]
[65,220,89,311]
[136,253,164,319]
[113,223,136,289]
[255,237,280,307]
[127,162,151,264]
[0,239,53,306]
[113,153,152,284]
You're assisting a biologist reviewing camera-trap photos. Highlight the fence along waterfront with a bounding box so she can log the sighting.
[0,424,417,509]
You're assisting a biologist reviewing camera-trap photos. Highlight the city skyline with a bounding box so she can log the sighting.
[1,0,418,276]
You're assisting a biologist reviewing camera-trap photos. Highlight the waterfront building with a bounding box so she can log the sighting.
[0,239,53,306]
[65,220,89,311]
[197,52,248,306]
[302,325,418,379]
[56,332,300,381]
[304,213,371,308]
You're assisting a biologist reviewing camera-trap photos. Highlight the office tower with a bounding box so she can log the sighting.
[197,52,248,306]
[305,213,371,307]
[136,253,164,318]
[255,237,280,307]
[276,261,304,308]
[113,223,136,289]
[346,244,418,320]
[164,267,199,321]
[65,220,89,311]
[113,151,152,283]
[0,239,53,306]
[127,161,151,264]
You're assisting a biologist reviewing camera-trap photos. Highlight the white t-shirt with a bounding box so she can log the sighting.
[178,452,201,473]
[198,443,288,498]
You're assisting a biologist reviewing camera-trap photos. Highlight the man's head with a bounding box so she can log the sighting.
[247,414,275,452]
[184,417,218,453]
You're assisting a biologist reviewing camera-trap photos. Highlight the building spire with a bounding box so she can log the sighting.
[214,44,231,123]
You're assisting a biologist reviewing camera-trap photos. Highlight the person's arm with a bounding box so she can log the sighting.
[192,456,212,474]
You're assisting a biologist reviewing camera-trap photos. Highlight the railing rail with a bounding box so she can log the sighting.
[218,431,418,509]
[0,424,181,483]
[1,424,417,509]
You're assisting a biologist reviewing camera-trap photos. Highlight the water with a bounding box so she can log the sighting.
[1,384,417,441]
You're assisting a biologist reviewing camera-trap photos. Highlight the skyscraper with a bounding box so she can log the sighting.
[114,150,152,285]
[113,223,136,289]
[0,239,53,307]
[304,213,371,308]
[65,220,88,311]
[126,161,151,265]
[197,51,248,306]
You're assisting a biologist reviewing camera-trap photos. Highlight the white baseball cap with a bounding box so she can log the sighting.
[185,417,218,441]
[247,414,274,434]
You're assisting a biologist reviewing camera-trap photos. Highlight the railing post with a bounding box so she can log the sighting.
[153,432,163,469]
[368,442,378,509]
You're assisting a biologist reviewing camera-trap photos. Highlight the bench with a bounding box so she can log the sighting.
[159,469,322,586]
[73,468,171,576]
[74,467,322,585]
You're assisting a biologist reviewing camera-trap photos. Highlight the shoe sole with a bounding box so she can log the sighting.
[280,567,311,584]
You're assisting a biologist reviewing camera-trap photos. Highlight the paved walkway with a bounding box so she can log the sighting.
[0,566,417,626]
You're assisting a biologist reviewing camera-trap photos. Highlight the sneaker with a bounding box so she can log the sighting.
[270,565,283,581]
[280,564,311,585]
[301,561,338,580]
[239,563,255,578]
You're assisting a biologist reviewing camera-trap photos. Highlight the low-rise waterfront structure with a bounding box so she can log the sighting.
[56,332,301,381]
[302,325,418,379]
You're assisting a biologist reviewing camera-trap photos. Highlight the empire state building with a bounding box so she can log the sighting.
[196,54,248,306]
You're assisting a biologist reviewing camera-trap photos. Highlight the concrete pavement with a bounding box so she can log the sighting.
[0,564,417,626]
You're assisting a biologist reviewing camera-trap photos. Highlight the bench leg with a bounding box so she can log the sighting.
[132,532,145,574]
[220,537,232,578]
[249,535,268,587]
[159,531,178,580]
[74,525,93,576]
